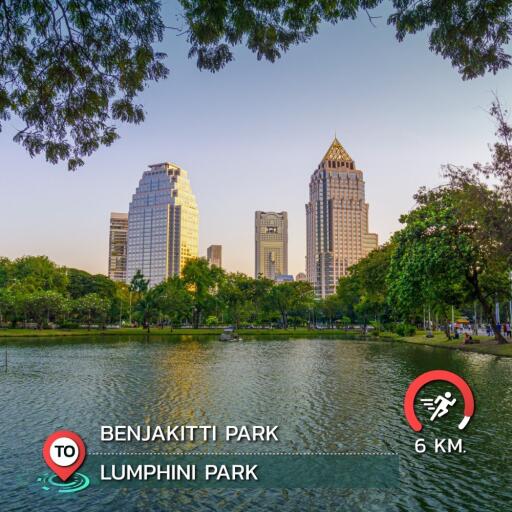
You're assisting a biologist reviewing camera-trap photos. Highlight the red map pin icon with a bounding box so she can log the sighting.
[43,430,87,481]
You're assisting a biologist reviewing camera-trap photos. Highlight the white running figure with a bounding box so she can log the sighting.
[420,392,457,421]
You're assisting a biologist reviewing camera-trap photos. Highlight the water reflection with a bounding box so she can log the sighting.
[0,336,511,511]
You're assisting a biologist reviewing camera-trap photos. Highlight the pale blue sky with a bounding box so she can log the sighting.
[1,5,511,276]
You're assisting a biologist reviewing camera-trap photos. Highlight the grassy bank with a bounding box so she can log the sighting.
[2,327,511,356]
[383,330,512,357]
[0,327,366,339]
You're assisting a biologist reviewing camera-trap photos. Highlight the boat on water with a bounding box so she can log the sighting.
[219,327,242,342]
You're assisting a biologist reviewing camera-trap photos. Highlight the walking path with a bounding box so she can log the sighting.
[386,331,512,357]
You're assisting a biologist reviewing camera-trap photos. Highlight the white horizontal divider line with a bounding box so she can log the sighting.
[88,452,398,456]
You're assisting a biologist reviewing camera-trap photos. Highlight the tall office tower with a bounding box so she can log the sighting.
[207,245,222,268]
[255,211,288,280]
[306,137,378,298]
[108,212,128,282]
[126,162,199,286]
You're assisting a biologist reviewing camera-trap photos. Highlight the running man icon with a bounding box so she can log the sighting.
[405,370,475,432]
[420,392,457,422]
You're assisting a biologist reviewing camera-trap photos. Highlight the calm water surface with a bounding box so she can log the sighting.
[0,336,511,511]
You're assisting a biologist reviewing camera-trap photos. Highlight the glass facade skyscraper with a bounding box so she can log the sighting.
[126,162,199,286]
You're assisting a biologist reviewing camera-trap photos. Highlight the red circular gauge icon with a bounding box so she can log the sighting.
[404,370,475,432]
[43,430,87,481]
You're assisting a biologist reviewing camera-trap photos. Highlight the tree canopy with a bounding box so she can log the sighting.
[2,1,512,168]
[0,255,318,330]
[0,0,167,169]
[337,243,393,328]
[184,0,512,79]
[388,184,510,342]
[331,99,512,342]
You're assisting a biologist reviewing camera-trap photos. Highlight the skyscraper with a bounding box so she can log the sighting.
[306,137,378,297]
[255,211,288,279]
[108,212,128,282]
[207,245,222,268]
[126,162,199,286]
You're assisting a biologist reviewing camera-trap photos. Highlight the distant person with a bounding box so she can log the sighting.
[506,323,511,338]
[486,324,492,336]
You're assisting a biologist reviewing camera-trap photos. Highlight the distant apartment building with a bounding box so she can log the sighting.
[275,274,294,283]
[306,137,378,297]
[207,245,222,268]
[108,212,128,282]
[126,162,199,286]
[255,211,288,280]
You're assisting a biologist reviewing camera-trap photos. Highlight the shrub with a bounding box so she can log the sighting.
[58,321,80,329]
[394,323,416,337]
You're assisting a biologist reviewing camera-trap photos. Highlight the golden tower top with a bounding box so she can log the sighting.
[321,136,353,163]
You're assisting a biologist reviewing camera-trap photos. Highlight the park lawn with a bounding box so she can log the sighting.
[0,327,222,338]
[396,331,512,357]
[0,327,364,339]
[3,327,510,356]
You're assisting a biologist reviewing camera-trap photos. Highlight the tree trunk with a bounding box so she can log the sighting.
[483,302,507,344]
[471,277,507,344]
[193,308,200,329]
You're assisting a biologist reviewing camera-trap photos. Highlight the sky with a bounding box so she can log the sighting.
[1,4,511,277]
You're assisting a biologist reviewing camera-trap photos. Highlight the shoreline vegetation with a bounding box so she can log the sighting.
[0,327,511,357]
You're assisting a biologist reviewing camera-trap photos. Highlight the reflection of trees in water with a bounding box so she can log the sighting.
[136,337,215,452]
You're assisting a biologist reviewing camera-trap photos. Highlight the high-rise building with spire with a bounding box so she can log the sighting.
[306,137,378,297]
[126,162,199,286]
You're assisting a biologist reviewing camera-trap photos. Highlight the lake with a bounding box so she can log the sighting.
[0,336,511,511]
